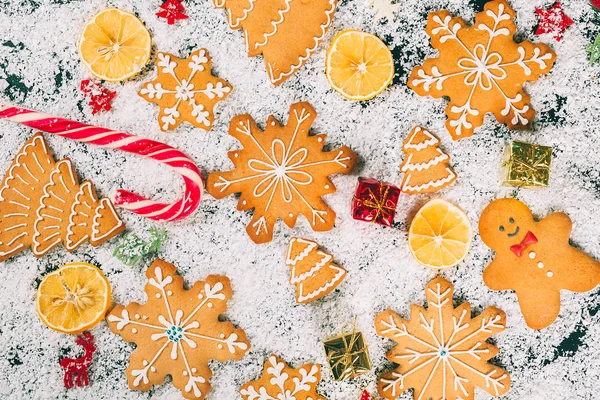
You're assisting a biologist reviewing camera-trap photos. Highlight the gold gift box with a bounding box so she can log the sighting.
[503,140,552,188]
[323,322,371,381]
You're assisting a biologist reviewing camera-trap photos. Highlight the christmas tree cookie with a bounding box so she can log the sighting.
[206,102,357,244]
[408,0,556,139]
[213,0,337,85]
[0,133,125,262]
[107,259,250,399]
[400,126,456,194]
[285,238,346,304]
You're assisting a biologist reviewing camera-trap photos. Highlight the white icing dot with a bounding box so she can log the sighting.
[143,315,148,320]
[324,184,330,189]
[143,360,148,366]
[208,303,213,308]
[134,314,140,319]
[156,293,161,298]
[218,344,223,349]
[288,213,293,217]
[183,371,188,376]
[271,121,276,126]
[220,333,225,339]
[198,293,203,299]
[242,200,247,205]
[537,262,544,269]
[547,271,554,278]
[529,251,536,259]
[192,368,197,373]
[234,153,239,158]
[132,328,137,334]
[167,290,173,296]
[317,137,323,142]
[150,366,156,373]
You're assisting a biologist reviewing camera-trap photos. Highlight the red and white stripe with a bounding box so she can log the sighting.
[0,104,203,222]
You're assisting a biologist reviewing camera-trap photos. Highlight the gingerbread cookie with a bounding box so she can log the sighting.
[286,238,346,304]
[400,126,457,194]
[139,48,232,132]
[240,354,326,400]
[213,0,337,85]
[375,277,511,400]
[408,0,556,139]
[206,102,357,244]
[106,259,250,400]
[479,198,600,329]
[0,133,125,262]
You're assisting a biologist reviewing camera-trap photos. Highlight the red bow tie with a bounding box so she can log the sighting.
[510,231,538,257]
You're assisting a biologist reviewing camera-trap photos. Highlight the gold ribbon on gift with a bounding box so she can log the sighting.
[503,141,552,187]
[324,316,371,381]
[354,183,395,222]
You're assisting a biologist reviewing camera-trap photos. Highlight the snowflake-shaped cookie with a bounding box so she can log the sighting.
[139,48,232,131]
[240,355,326,400]
[375,277,511,400]
[206,102,357,244]
[409,0,556,140]
[106,259,250,400]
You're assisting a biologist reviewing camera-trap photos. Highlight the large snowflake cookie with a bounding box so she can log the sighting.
[408,0,556,140]
[375,277,511,400]
[213,0,336,85]
[206,102,357,244]
[139,48,232,132]
[0,133,124,262]
[240,354,326,400]
[106,259,250,400]
[480,198,600,329]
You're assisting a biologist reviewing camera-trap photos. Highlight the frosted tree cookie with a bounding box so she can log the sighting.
[213,0,337,85]
[0,133,125,262]
[206,102,357,244]
[408,0,556,139]
[375,277,511,400]
[139,48,232,132]
[285,237,346,304]
[479,198,600,329]
[240,354,326,400]
[400,126,457,194]
[106,259,250,399]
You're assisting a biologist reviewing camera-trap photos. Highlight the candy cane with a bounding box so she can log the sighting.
[0,104,203,222]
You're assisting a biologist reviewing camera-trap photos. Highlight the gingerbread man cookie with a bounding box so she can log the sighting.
[479,198,600,329]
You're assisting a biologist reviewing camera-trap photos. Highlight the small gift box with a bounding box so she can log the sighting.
[352,177,400,226]
[323,319,372,381]
[503,141,552,188]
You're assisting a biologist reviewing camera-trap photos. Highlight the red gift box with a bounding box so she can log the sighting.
[352,177,400,226]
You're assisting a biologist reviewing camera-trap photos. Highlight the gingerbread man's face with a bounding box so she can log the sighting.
[479,198,534,250]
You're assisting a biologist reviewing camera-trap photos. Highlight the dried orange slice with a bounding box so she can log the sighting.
[325,30,394,101]
[408,199,472,269]
[78,8,151,82]
[36,262,111,334]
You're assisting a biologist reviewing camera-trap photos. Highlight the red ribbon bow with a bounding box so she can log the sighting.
[510,231,538,257]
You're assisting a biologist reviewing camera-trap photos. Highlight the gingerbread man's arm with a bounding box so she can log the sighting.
[483,258,517,290]
[537,212,572,244]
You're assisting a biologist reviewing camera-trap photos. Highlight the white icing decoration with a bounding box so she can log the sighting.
[529,251,536,259]
[547,271,553,278]
[91,198,124,243]
[379,282,508,398]
[537,262,544,269]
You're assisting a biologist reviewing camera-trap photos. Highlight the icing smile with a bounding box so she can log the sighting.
[507,226,520,237]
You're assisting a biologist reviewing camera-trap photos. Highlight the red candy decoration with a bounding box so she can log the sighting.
[352,177,400,227]
[60,332,96,389]
[535,2,573,41]
[592,0,600,12]
[360,390,373,400]
[156,0,189,25]
[80,79,116,115]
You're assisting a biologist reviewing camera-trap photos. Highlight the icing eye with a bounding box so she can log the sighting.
[509,218,514,223]
[499,226,505,232]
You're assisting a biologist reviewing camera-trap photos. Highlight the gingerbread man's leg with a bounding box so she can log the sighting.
[516,288,561,330]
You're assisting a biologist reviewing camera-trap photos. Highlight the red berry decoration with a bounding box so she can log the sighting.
[156,0,189,25]
[535,2,573,41]
[592,0,600,12]
[80,79,116,115]
[360,390,373,400]
[60,332,97,389]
